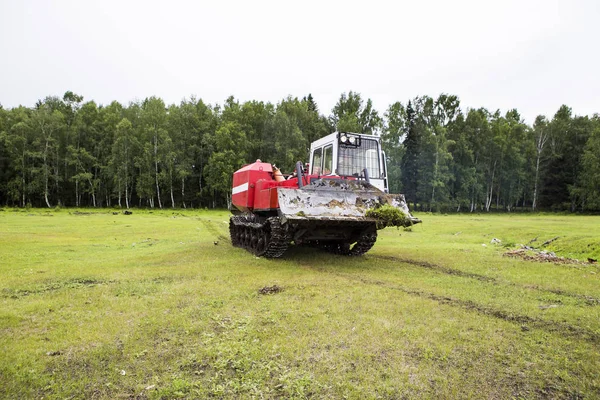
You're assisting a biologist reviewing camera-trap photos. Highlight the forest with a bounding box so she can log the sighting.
[0,91,598,211]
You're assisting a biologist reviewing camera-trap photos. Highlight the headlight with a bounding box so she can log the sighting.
[339,133,360,147]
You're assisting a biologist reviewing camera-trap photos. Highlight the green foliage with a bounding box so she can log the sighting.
[331,91,382,135]
[576,124,600,208]
[382,101,407,195]
[0,92,598,210]
[365,204,412,228]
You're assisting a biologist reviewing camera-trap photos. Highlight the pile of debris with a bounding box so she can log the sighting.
[504,245,597,265]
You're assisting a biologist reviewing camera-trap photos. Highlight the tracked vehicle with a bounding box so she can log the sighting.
[229,132,420,257]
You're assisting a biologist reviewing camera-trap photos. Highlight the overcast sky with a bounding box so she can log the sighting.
[1,0,598,124]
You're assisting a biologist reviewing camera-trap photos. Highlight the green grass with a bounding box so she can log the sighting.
[1,208,599,399]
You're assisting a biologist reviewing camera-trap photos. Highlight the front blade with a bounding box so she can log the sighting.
[277,179,419,226]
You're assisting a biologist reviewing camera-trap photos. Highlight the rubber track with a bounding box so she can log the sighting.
[315,231,378,256]
[349,231,377,256]
[263,217,290,258]
[230,215,290,258]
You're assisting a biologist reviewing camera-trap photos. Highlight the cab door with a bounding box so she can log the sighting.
[310,144,334,175]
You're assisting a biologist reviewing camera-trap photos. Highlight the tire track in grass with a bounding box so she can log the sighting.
[315,267,600,345]
[371,254,600,306]
[200,219,230,243]
[2,276,188,300]
[361,275,600,345]
[1,278,109,299]
[206,220,600,306]
[207,223,600,343]
[372,255,496,282]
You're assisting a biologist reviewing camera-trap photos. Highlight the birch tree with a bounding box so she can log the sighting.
[141,97,168,208]
[30,102,64,207]
[111,118,138,208]
[531,116,549,211]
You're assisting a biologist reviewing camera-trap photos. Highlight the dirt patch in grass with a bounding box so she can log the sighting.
[504,247,597,266]
[71,211,93,215]
[258,285,283,295]
[149,276,184,284]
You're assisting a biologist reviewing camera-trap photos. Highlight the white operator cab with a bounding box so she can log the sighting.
[308,132,389,193]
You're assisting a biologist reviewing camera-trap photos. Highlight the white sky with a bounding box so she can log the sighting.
[1,0,598,124]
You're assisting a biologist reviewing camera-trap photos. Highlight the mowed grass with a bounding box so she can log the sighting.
[0,209,599,399]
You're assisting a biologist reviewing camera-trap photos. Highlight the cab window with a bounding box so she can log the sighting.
[312,148,322,175]
[365,149,379,177]
[323,145,333,174]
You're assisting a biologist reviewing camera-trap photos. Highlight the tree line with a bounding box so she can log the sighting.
[0,91,598,211]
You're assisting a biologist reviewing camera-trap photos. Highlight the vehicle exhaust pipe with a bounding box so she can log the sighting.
[296,161,304,188]
[363,167,370,185]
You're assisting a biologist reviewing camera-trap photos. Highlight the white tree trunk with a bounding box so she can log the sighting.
[170,169,175,208]
[532,154,541,211]
[181,177,186,209]
[485,161,496,212]
[21,157,26,207]
[85,177,96,207]
[43,139,51,208]
[125,148,130,209]
[532,129,548,211]
[124,183,129,209]
[117,181,122,208]
[154,132,162,209]
[76,179,80,207]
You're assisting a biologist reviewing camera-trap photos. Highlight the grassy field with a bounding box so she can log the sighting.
[1,208,599,399]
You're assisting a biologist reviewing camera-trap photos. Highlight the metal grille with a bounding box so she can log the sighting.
[337,138,381,178]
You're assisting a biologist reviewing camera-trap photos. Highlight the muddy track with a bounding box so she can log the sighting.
[371,254,600,306]
[319,268,600,345]
[200,219,230,243]
[372,255,497,282]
